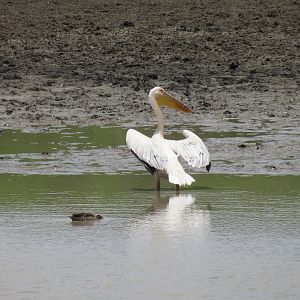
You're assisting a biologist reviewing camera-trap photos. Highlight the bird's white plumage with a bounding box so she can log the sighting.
[126,129,168,170]
[126,128,210,186]
[167,130,210,168]
[126,86,210,189]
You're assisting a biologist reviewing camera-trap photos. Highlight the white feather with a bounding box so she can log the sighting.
[126,129,195,186]
[167,130,210,168]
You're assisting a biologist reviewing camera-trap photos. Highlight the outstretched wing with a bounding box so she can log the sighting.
[126,129,195,186]
[126,129,168,171]
[166,130,210,168]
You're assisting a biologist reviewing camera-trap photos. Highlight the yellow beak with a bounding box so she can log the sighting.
[156,91,192,113]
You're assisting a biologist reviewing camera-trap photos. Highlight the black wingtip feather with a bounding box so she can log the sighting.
[206,161,211,172]
[131,149,156,175]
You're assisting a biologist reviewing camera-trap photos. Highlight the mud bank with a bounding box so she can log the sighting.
[0,0,299,130]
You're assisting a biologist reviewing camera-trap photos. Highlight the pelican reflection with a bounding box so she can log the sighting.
[158,193,209,232]
[139,193,211,235]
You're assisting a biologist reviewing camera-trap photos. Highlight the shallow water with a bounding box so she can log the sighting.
[0,125,299,299]
[0,123,299,175]
[0,174,299,300]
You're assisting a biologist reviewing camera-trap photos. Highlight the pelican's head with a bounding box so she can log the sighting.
[149,87,192,113]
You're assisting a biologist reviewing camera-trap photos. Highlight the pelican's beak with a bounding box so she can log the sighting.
[156,91,192,113]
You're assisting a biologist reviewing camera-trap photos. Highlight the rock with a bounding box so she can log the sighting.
[121,21,135,28]
[255,142,262,150]
[265,165,277,170]
[3,73,22,80]
[229,61,239,70]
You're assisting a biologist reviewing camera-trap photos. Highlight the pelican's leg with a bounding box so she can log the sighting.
[155,174,161,191]
[176,184,180,195]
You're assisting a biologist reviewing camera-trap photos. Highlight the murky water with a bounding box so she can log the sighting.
[0,123,299,175]
[0,125,299,299]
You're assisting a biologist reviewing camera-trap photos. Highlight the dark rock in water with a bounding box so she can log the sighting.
[69,213,103,221]
[265,165,277,171]
[255,142,262,150]
[238,144,247,148]
[267,112,276,117]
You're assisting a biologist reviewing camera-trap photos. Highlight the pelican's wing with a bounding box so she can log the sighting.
[126,129,168,171]
[126,129,195,186]
[166,130,210,168]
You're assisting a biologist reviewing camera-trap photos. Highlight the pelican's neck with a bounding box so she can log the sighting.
[150,95,164,137]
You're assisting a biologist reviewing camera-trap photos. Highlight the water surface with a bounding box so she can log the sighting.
[0,124,299,175]
[0,174,299,300]
[0,125,299,299]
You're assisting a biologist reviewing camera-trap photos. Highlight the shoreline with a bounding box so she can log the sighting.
[0,0,299,130]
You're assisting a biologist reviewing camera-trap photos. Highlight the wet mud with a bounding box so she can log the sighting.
[0,125,299,176]
[0,0,299,130]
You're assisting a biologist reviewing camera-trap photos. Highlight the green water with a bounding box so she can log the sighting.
[0,124,298,175]
[0,124,256,154]
[0,125,299,299]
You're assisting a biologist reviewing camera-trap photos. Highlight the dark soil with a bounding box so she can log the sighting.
[0,0,299,128]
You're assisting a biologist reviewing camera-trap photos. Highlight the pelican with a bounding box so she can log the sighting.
[126,87,211,191]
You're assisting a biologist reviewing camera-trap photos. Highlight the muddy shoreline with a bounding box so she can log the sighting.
[0,0,299,130]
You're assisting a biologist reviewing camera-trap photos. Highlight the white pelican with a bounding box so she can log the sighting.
[126,87,211,191]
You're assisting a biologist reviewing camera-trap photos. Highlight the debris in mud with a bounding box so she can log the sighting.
[199,100,211,108]
[121,21,135,28]
[255,142,262,150]
[265,165,277,171]
[223,110,232,117]
[6,109,14,115]
[229,61,240,70]
[2,73,22,80]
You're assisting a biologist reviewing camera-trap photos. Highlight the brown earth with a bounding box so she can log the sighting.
[0,0,299,129]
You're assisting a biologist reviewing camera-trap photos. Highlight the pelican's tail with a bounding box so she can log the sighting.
[168,171,195,187]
